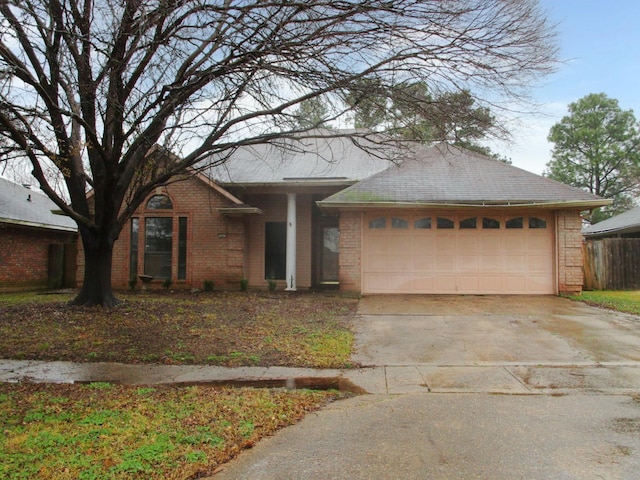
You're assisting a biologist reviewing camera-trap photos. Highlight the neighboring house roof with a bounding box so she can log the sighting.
[206,132,394,187]
[582,206,640,238]
[318,144,609,209]
[0,177,77,232]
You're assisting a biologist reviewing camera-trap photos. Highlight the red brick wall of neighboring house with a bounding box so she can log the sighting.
[556,209,584,294]
[338,210,362,293]
[0,224,77,291]
[76,175,246,290]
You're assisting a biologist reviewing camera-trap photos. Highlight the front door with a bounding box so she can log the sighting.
[313,215,340,287]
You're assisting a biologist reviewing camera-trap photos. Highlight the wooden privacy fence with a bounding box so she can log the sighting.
[583,238,640,290]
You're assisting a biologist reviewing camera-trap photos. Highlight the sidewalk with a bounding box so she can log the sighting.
[3,359,640,396]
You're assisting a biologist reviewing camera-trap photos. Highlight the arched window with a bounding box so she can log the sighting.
[147,194,173,210]
[132,193,187,282]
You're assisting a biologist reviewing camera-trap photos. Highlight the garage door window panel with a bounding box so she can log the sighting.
[529,217,547,229]
[460,217,477,229]
[482,217,500,229]
[392,217,408,229]
[369,218,386,229]
[415,217,432,229]
[437,217,454,229]
[506,217,524,228]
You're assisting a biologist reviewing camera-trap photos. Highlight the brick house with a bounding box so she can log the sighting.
[100,138,608,295]
[0,177,77,291]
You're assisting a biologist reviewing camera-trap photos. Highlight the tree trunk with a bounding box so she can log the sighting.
[70,230,120,307]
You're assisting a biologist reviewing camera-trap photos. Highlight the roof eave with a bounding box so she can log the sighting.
[316,199,612,210]
[219,180,357,189]
[0,217,78,232]
[583,224,640,238]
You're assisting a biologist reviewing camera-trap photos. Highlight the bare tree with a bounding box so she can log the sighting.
[0,0,557,306]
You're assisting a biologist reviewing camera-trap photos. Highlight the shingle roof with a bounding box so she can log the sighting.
[206,133,394,186]
[582,206,640,238]
[319,144,608,208]
[0,177,77,232]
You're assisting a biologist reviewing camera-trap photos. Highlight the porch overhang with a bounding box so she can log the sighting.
[217,205,263,216]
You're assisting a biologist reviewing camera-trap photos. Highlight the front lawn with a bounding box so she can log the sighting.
[0,290,358,368]
[0,291,358,478]
[571,290,640,315]
[0,382,342,480]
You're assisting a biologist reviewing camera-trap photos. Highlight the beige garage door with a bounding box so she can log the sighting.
[362,212,555,294]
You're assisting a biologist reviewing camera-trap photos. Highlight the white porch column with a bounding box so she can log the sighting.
[285,192,297,291]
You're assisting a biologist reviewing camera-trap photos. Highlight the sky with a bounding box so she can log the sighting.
[493,0,640,174]
[2,1,639,182]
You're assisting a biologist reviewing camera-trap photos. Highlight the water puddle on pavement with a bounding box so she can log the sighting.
[78,377,367,394]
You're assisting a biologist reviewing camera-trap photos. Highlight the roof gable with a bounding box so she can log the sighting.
[319,144,608,208]
[0,177,77,232]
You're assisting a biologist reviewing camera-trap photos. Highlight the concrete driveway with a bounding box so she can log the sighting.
[354,295,640,366]
[346,295,640,395]
[215,295,640,479]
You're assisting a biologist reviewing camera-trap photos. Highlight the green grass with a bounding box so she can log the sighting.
[0,383,341,480]
[571,290,640,315]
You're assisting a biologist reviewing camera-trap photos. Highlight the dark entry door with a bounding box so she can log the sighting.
[265,221,286,280]
[314,216,339,286]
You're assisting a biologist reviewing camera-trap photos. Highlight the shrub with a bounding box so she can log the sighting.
[162,278,172,289]
[128,277,137,290]
[267,279,277,292]
[240,278,248,291]
[203,280,214,292]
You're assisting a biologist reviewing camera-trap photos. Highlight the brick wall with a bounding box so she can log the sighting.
[77,175,246,290]
[338,210,362,293]
[0,224,76,291]
[556,209,584,294]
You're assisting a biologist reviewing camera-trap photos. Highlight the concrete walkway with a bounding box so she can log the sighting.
[3,358,640,396]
